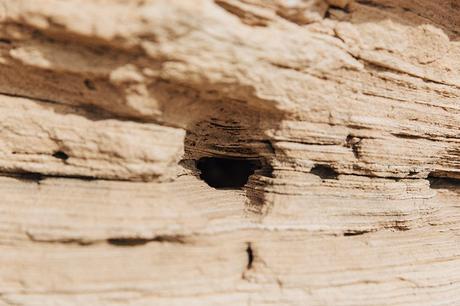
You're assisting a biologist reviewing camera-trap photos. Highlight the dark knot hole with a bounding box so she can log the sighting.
[52,151,69,161]
[196,157,261,189]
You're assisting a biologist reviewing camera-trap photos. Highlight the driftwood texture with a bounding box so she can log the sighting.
[0,0,459,305]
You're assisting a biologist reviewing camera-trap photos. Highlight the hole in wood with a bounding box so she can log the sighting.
[84,79,96,90]
[196,157,261,189]
[428,172,460,192]
[52,151,69,161]
[0,38,11,45]
[310,164,338,180]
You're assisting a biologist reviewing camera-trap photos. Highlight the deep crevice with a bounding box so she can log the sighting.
[196,157,261,189]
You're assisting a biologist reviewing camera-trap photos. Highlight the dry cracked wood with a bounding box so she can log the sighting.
[0,0,459,305]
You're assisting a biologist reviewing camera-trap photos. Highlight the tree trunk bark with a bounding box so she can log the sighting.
[0,0,459,305]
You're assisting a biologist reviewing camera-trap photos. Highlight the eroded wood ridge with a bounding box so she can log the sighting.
[0,0,458,305]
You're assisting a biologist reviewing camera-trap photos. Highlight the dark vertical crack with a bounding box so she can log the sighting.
[246,242,254,270]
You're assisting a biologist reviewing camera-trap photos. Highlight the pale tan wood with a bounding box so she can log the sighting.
[0,0,459,305]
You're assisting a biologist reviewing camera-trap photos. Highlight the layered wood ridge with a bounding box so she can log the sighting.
[0,0,459,305]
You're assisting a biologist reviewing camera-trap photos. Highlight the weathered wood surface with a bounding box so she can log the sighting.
[0,0,459,305]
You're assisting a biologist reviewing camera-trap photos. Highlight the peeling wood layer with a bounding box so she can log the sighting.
[0,0,459,305]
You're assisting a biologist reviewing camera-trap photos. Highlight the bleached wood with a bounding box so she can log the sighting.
[0,0,459,305]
